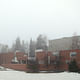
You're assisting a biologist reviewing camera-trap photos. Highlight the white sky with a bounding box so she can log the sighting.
[0,0,80,47]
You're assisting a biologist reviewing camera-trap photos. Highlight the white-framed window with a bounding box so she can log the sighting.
[70,52,77,57]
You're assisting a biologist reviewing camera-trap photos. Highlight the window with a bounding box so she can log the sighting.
[53,52,59,56]
[70,52,77,57]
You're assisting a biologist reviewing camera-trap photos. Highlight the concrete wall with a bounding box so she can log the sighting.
[49,36,80,52]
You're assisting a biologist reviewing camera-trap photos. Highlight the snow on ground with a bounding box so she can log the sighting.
[0,71,80,80]
[0,66,14,71]
[0,66,80,80]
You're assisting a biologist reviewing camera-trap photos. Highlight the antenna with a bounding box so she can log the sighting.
[73,32,77,36]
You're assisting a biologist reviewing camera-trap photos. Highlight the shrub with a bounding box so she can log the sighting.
[68,59,79,72]
[27,60,39,73]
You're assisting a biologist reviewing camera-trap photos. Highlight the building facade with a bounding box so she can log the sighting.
[49,36,80,52]
[0,49,80,71]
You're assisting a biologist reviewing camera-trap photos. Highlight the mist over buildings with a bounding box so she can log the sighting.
[0,0,80,47]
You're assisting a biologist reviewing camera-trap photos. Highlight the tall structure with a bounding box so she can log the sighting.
[21,40,25,53]
[15,37,21,51]
[28,39,36,58]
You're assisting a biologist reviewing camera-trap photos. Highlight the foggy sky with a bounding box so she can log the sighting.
[0,0,80,47]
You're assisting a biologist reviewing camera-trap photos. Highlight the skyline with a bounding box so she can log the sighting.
[0,0,80,47]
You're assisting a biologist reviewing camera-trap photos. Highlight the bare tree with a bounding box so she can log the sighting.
[36,34,48,50]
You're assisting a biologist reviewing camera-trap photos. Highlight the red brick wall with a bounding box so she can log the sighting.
[0,50,80,71]
[60,49,80,70]
[1,64,27,71]
[0,52,27,64]
[1,64,55,71]
[1,64,56,71]
[0,53,14,64]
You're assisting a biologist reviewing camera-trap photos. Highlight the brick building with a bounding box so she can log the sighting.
[36,49,80,71]
[0,52,27,65]
[0,49,80,72]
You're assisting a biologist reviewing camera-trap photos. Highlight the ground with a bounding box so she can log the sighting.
[0,66,80,80]
[0,71,80,80]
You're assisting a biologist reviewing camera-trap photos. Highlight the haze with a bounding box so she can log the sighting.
[0,0,80,47]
